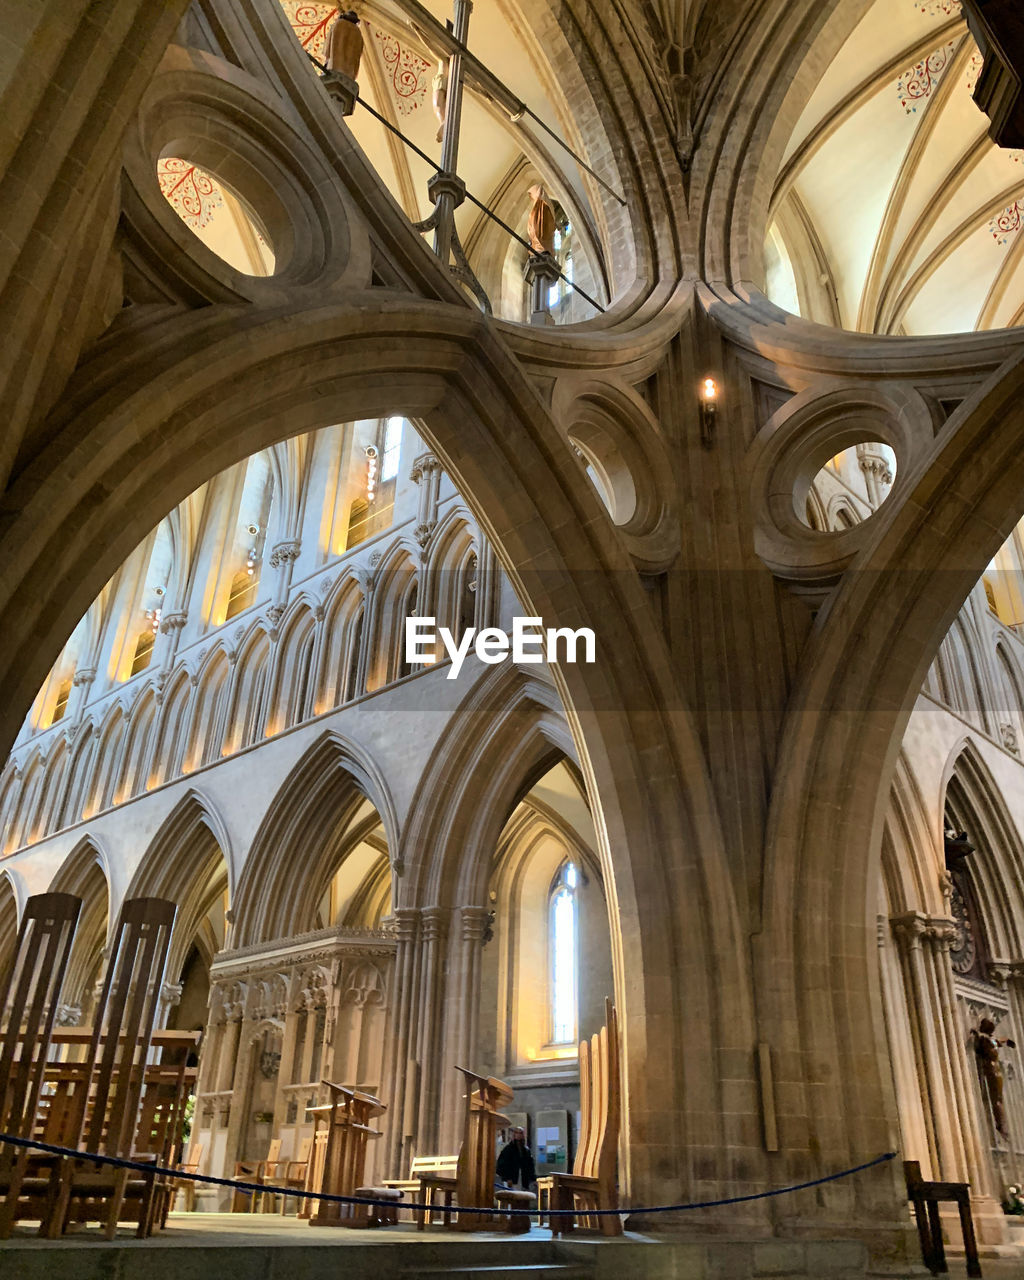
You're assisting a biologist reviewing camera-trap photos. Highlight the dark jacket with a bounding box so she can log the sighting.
[496,1138,536,1187]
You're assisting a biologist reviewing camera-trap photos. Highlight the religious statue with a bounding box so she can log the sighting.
[527,184,556,256]
[432,59,448,144]
[970,1018,1016,1139]
[325,9,363,81]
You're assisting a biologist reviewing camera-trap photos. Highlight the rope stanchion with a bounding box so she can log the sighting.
[0,1133,896,1218]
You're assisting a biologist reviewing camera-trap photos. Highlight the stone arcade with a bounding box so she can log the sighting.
[2,0,1024,1276]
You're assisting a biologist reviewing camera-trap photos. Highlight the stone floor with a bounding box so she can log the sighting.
[0,1213,1021,1279]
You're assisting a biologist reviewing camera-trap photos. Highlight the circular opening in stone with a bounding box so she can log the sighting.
[568,428,638,527]
[157,156,276,276]
[798,440,897,531]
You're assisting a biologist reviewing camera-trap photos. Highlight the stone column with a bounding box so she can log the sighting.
[381,907,421,1175]
[439,905,488,1151]
[523,252,561,325]
[892,912,1007,1243]
[891,913,970,1182]
[415,906,450,1155]
[410,453,442,555]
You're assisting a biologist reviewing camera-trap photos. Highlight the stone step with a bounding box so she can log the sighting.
[402,1267,593,1279]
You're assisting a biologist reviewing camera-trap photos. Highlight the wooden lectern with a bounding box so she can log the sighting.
[307,1082,387,1227]
[452,1066,515,1230]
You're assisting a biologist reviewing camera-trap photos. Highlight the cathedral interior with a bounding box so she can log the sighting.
[3,0,1024,1275]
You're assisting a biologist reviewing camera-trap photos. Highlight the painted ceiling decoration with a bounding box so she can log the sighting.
[370,28,432,115]
[157,158,223,229]
[917,0,961,15]
[897,41,957,113]
[280,1,335,60]
[768,0,1024,335]
[991,200,1024,245]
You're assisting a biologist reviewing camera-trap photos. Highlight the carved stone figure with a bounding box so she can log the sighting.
[971,1018,1017,1138]
[527,183,556,255]
[432,59,448,144]
[325,9,363,81]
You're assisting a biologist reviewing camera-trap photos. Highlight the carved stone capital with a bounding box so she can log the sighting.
[162,981,184,1008]
[266,604,285,639]
[392,907,422,943]
[890,911,956,952]
[989,959,1024,989]
[410,452,441,484]
[1000,722,1019,756]
[458,904,490,943]
[414,520,436,548]
[56,1003,82,1026]
[159,611,188,635]
[269,540,301,570]
[72,666,96,687]
[421,906,450,944]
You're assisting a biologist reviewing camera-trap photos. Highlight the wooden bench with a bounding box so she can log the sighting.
[0,892,81,1237]
[44,897,179,1239]
[904,1159,982,1278]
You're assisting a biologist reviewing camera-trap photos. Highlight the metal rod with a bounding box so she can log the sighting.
[385,0,627,206]
[345,82,606,313]
[433,0,472,263]
[520,105,627,208]
[303,50,605,312]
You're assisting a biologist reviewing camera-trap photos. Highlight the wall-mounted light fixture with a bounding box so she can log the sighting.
[365,444,379,503]
[700,376,718,449]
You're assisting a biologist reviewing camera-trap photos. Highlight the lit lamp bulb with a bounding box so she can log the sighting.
[699,375,719,448]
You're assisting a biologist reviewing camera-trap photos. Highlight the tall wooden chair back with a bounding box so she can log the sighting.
[81,897,176,1157]
[539,999,622,1237]
[0,892,81,1163]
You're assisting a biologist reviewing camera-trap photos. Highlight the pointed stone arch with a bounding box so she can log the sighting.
[940,738,1024,963]
[230,731,398,948]
[128,789,232,988]
[0,869,20,977]
[319,570,365,709]
[48,835,111,1018]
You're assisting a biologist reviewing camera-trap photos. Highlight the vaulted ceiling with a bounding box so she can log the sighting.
[767,0,1024,335]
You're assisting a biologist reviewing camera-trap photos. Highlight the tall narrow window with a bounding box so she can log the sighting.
[50,679,72,725]
[381,417,404,482]
[549,861,578,1045]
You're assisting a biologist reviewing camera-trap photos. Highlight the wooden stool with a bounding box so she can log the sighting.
[354,1185,402,1226]
[496,1188,536,1234]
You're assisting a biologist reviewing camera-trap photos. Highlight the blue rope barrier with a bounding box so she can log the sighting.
[0,1133,896,1218]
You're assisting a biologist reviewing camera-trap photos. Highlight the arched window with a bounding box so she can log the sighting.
[549,861,578,1046]
[50,678,72,724]
[380,417,404,482]
[129,628,156,676]
[547,214,573,311]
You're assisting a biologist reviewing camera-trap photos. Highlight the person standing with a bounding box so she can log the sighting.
[496,1125,536,1189]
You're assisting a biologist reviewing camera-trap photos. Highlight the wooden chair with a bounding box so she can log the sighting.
[166,1141,203,1214]
[451,1066,515,1231]
[298,1122,329,1219]
[261,1136,312,1214]
[0,892,81,1237]
[308,1083,394,1227]
[536,999,622,1237]
[43,897,177,1239]
[231,1138,281,1213]
[904,1159,982,1278]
